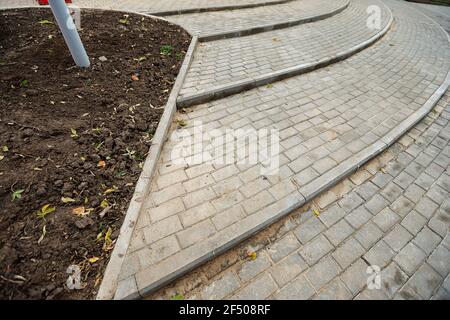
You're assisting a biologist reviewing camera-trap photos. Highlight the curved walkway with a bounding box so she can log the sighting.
[150,91,450,300]
[112,0,450,299]
[165,0,349,40]
[177,0,391,106]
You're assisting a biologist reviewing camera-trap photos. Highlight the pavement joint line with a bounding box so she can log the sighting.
[176,1,393,108]
[196,0,350,42]
[148,0,295,17]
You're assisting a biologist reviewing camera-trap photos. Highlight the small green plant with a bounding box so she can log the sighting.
[160,45,173,56]
[37,204,56,219]
[170,294,184,300]
[11,189,24,201]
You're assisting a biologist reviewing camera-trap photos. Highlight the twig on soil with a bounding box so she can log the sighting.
[6,120,42,132]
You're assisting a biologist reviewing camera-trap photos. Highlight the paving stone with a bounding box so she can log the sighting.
[355,181,379,201]
[143,215,183,245]
[415,196,439,219]
[415,172,436,190]
[403,183,427,203]
[115,276,138,300]
[324,219,355,246]
[267,233,301,262]
[364,240,396,269]
[212,205,246,230]
[393,242,426,276]
[299,234,334,266]
[365,194,389,215]
[176,220,216,249]
[403,263,443,299]
[201,272,241,300]
[146,197,185,223]
[274,274,315,300]
[380,182,404,203]
[345,205,372,229]
[383,225,413,252]
[413,227,442,255]
[380,262,408,298]
[332,237,365,269]
[389,196,415,217]
[294,217,326,244]
[355,288,389,300]
[401,210,427,235]
[427,245,450,277]
[231,273,278,300]
[341,259,369,295]
[373,208,401,232]
[338,192,365,213]
[318,204,347,228]
[314,278,353,300]
[270,253,307,287]
[305,256,341,291]
[355,221,384,250]
[137,236,180,268]
[238,251,272,282]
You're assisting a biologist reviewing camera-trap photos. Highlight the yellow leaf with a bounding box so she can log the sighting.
[100,199,109,209]
[61,197,76,203]
[176,119,187,127]
[88,257,100,263]
[248,252,257,260]
[0,155,4,161]
[72,206,87,216]
[37,204,56,218]
[103,186,117,194]
[313,208,320,216]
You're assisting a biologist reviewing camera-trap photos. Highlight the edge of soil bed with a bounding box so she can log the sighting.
[93,27,199,301]
[0,6,197,300]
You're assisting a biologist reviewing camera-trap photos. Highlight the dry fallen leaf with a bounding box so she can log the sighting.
[88,257,100,263]
[97,160,106,168]
[61,197,76,203]
[72,206,88,216]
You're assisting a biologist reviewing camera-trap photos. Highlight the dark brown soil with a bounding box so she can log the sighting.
[0,8,190,300]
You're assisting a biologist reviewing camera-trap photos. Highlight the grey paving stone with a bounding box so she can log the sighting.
[238,251,272,282]
[355,181,379,201]
[274,274,315,300]
[341,259,369,295]
[344,204,373,229]
[372,172,393,189]
[355,221,384,250]
[431,287,450,300]
[267,233,301,262]
[427,245,450,277]
[270,253,307,287]
[176,219,216,249]
[324,219,355,246]
[364,240,396,269]
[401,210,427,235]
[380,262,408,298]
[403,263,443,299]
[355,288,389,300]
[365,194,389,215]
[380,182,404,203]
[314,278,352,300]
[231,273,278,300]
[415,172,436,190]
[394,172,415,190]
[305,256,341,291]
[389,196,415,217]
[338,192,365,213]
[373,208,401,232]
[413,227,442,255]
[318,204,347,228]
[143,215,183,245]
[332,237,365,269]
[202,272,241,300]
[294,217,326,244]
[403,183,426,203]
[115,276,138,300]
[393,242,426,276]
[415,196,439,219]
[426,184,448,206]
[299,234,334,266]
[383,225,413,252]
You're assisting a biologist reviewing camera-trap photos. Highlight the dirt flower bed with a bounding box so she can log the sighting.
[0,8,190,299]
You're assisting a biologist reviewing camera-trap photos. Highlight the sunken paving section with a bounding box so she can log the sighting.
[177,0,391,102]
[162,94,450,300]
[165,0,348,39]
[114,0,450,299]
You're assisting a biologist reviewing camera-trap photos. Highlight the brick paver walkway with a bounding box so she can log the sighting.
[111,0,450,299]
[150,92,450,300]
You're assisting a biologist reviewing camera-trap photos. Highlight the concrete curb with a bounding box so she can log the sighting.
[148,0,294,17]
[95,33,199,300]
[177,1,393,108]
[198,0,350,42]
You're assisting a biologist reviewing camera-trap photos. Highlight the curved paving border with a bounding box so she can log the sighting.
[177,0,392,108]
[117,0,450,299]
[169,0,349,41]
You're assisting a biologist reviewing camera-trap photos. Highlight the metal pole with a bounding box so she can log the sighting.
[49,0,90,67]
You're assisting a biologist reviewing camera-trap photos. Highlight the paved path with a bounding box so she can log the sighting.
[149,91,450,300]
[177,0,390,101]
[409,1,450,33]
[112,0,450,299]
